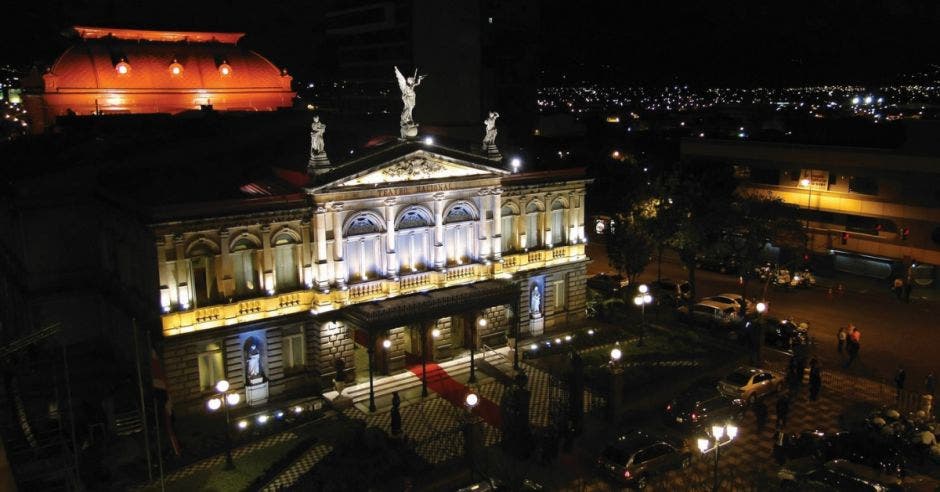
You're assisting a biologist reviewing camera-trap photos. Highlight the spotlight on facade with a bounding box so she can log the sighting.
[530,343,538,351]
[293,405,303,414]
[257,414,269,424]
[237,420,249,430]
[432,328,441,338]
[169,60,183,76]
[115,60,131,75]
[510,157,522,172]
[423,136,434,145]
[219,63,232,76]
[382,339,392,349]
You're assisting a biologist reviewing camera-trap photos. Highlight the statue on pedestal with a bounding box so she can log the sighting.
[482,111,502,160]
[308,115,332,175]
[394,66,426,139]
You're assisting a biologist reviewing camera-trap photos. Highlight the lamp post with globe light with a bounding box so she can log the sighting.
[608,347,624,421]
[697,422,738,492]
[633,285,653,346]
[464,392,481,481]
[206,379,240,470]
[754,302,767,365]
[800,177,812,255]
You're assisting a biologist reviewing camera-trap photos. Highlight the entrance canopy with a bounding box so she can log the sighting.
[343,280,518,333]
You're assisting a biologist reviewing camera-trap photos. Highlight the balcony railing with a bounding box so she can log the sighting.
[160,243,588,337]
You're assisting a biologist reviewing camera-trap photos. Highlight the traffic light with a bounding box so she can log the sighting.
[901,227,910,240]
[841,232,849,245]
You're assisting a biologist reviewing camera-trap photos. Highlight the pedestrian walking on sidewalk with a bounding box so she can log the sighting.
[895,365,906,400]
[925,373,936,397]
[845,326,860,368]
[837,326,847,355]
[753,399,768,434]
[809,359,822,401]
[775,395,790,428]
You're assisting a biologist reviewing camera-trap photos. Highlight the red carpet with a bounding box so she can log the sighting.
[408,362,502,428]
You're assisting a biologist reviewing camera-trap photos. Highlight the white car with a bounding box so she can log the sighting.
[717,367,785,404]
[702,293,755,315]
[677,300,740,327]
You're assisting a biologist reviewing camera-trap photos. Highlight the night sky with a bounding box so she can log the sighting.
[5,0,940,86]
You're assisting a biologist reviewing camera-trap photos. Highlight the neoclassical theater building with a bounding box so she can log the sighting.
[154,141,590,411]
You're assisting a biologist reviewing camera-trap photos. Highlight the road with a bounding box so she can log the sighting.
[586,242,939,392]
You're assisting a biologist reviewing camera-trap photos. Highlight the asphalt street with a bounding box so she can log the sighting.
[586,242,939,394]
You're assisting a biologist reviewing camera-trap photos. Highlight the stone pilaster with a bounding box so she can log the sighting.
[384,197,398,278]
[314,206,330,292]
[331,203,346,289]
[491,188,502,260]
[433,192,445,270]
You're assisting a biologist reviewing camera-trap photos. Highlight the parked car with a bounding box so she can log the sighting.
[596,430,692,489]
[587,273,629,296]
[695,254,739,274]
[781,430,908,477]
[650,279,692,306]
[779,458,903,491]
[717,367,785,404]
[677,300,741,329]
[663,391,746,431]
[702,293,755,315]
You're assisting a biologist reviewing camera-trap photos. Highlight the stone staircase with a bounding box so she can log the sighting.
[323,347,515,412]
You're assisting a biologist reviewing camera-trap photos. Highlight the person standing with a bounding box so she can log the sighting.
[895,366,906,400]
[809,359,822,401]
[845,326,861,368]
[753,399,768,434]
[837,326,847,355]
[775,395,790,428]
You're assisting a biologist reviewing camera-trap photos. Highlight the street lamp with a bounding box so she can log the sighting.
[697,422,738,492]
[800,177,812,256]
[206,379,240,470]
[470,317,486,383]
[754,302,767,365]
[464,392,480,481]
[610,347,622,363]
[634,285,653,346]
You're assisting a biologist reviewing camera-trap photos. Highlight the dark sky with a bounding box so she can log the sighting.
[5,0,940,86]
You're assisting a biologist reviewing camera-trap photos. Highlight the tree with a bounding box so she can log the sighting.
[606,216,653,285]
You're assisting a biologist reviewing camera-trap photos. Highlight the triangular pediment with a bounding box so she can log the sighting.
[309,146,508,192]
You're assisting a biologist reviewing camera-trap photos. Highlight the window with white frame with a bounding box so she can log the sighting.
[344,213,384,282]
[273,233,300,292]
[231,237,258,297]
[551,200,567,246]
[198,342,225,391]
[525,201,542,249]
[500,205,516,253]
[397,208,431,272]
[283,327,305,371]
[444,203,476,265]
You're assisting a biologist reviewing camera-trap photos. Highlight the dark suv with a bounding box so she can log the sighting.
[650,279,692,306]
[596,430,691,489]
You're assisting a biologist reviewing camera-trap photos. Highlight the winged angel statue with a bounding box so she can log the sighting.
[394,66,426,137]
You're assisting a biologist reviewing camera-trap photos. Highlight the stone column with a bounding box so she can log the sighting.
[491,188,502,260]
[567,191,576,244]
[261,224,273,293]
[219,228,232,297]
[578,191,587,241]
[173,234,188,308]
[300,219,312,287]
[433,193,446,270]
[314,206,330,292]
[476,188,489,261]
[332,203,346,289]
[543,193,552,248]
[385,197,398,278]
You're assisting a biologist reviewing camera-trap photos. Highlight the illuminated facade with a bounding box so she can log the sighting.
[154,141,589,411]
[683,138,940,280]
[22,26,295,132]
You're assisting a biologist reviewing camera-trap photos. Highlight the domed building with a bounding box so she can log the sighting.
[22,26,295,131]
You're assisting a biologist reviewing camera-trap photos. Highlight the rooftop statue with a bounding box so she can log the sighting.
[483,111,499,146]
[394,66,426,138]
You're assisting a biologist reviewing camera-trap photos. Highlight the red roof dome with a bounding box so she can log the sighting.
[24,27,295,131]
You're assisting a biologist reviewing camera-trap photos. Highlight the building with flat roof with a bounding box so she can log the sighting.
[682,132,940,282]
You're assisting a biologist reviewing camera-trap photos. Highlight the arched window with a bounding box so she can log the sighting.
[344,212,384,282]
[501,204,518,253]
[525,201,543,249]
[396,207,432,273]
[551,199,567,246]
[231,237,259,297]
[187,241,219,308]
[273,230,300,292]
[444,202,477,265]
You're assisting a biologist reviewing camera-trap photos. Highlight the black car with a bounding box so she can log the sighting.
[596,430,691,489]
[650,279,692,306]
[696,254,739,274]
[763,317,810,351]
[781,430,908,477]
[779,458,904,491]
[663,390,746,430]
[586,273,629,296]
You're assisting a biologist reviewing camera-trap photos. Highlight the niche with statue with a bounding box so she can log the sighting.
[243,336,269,406]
